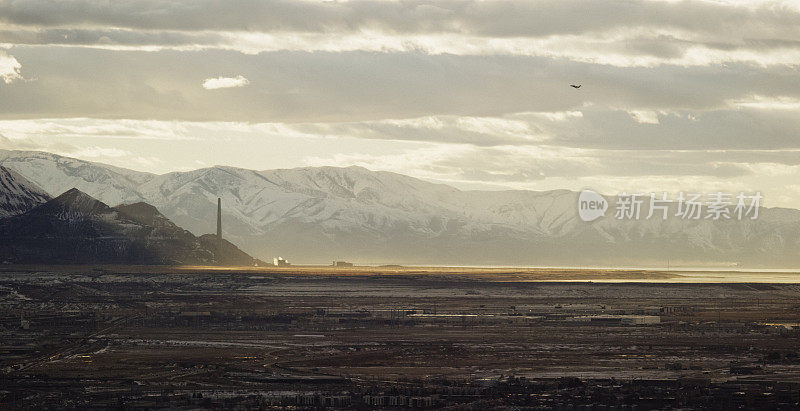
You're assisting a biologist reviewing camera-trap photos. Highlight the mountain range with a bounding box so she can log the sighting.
[1,149,799,267]
[0,166,262,265]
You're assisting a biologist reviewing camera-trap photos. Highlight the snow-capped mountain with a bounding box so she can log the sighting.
[1,149,799,266]
[0,165,51,218]
[0,150,148,206]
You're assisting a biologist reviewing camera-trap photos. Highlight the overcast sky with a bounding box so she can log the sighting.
[1,0,799,206]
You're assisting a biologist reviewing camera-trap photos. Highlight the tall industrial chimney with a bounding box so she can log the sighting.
[216,197,222,243]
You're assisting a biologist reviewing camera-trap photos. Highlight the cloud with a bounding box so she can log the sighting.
[0,1,800,67]
[0,50,22,83]
[202,75,249,89]
[0,118,199,141]
[3,47,800,123]
[1,0,800,207]
[304,144,757,187]
[628,110,660,124]
[1,44,800,151]
[0,27,226,49]
[728,95,800,110]
[4,116,800,206]
[4,29,800,68]
[70,146,130,158]
[0,132,80,154]
[290,115,545,146]
[1,0,799,40]
[286,106,800,151]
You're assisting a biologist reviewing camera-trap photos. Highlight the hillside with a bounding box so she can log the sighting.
[0,187,261,266]
[0,165,51,218]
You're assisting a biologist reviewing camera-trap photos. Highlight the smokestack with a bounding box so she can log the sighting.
[216,197,222,242]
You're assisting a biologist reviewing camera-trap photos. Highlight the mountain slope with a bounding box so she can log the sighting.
[0,150,150,206]
[1,150,799,267]
[0,188,261,265]
[133,164,800,266]
[0,165,51,218]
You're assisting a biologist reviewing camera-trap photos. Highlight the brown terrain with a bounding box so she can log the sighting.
[2,265,800,408]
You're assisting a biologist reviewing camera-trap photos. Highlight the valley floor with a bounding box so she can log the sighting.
[1,266,800,408]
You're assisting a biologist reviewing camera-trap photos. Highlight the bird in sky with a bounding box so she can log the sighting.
[570,84,582,89]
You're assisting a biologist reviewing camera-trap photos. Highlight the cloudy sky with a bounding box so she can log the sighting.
[1,0,799,206]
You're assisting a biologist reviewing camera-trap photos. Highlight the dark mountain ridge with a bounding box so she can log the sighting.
[0,188,262,266]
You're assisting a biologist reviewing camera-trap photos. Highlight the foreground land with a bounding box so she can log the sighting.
[2,266,800,409]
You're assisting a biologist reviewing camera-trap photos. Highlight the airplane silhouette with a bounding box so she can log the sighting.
[570,84,582,89]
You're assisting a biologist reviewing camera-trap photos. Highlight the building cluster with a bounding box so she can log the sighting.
[273,257,290,267]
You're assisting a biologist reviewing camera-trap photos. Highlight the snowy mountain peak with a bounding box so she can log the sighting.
[0,166,52,218]
[0,149,151,205]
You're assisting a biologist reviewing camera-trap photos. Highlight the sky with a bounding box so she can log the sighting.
[1,0,800,207]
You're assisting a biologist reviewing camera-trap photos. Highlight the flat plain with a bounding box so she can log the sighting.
[2,265,800,408]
